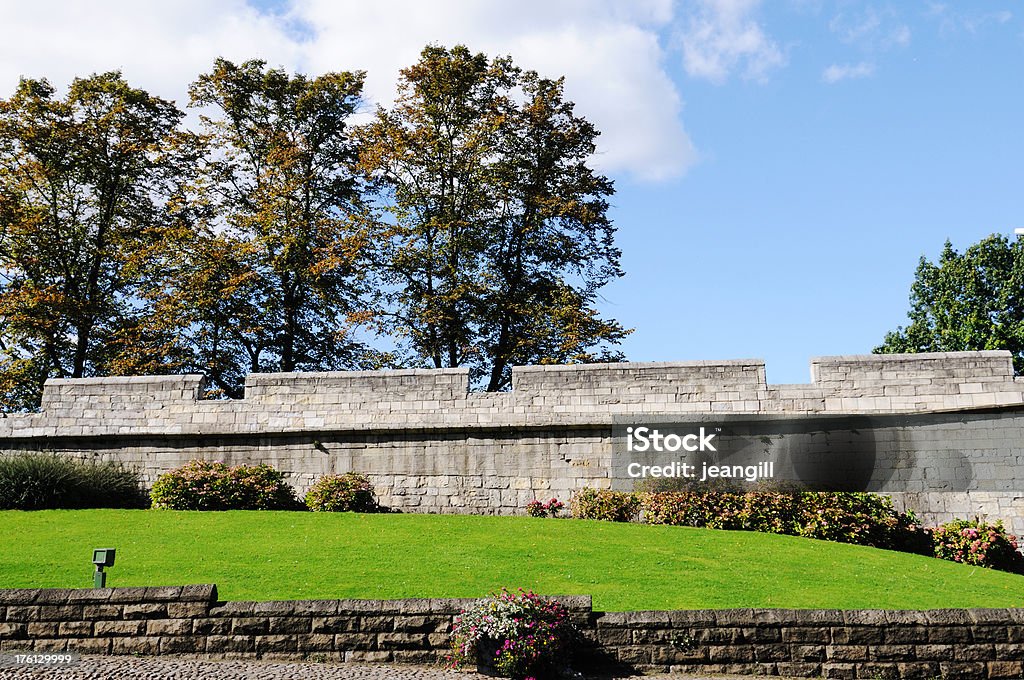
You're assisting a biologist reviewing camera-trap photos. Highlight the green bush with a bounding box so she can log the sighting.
[305,473,378,512]
[568,487,933,554]
[642,489,801,534]
[932,518,1023,573]
[0,453,146,510]
[642,490,931,553]
[795,492,932,553]
[150,460,300,510]
[569,488,640,522]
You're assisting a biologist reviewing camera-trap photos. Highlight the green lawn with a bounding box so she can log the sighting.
[1,510,1021,611]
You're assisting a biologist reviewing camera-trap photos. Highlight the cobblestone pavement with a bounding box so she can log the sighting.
[0,655,774,680]
[0,655,485,680]
[0,655,703,680]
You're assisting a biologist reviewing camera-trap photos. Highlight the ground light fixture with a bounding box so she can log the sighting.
[91,548,116,588]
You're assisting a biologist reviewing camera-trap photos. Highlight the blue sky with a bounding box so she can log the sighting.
[1,1,1021,383]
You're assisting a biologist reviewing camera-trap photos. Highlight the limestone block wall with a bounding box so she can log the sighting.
[1,351,1023,530]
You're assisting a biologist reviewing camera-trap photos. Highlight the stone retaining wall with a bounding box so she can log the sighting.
[0,586,1022,678]
[2,351,1024,530]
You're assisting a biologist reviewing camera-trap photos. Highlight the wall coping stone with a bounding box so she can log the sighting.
[810,350,1012,362]
[512,359,765,372]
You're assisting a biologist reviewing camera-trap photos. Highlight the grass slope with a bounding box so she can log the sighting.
[1,510,1021,611]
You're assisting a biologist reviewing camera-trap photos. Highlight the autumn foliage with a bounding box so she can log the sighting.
[0,46,629,410]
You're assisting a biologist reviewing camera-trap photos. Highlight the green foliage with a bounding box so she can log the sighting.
[153,58,384,397]
[876,234,1024,373]
[932,518,1023,573]
[574,488,933,554]
[0,453,146,509]
[449,589,578,678]
[304,473,378,512]
[0,73,192,409]
[358,45,629,390]
[0,48,632,405]
[569,488,640,522]
[149,459,299,511]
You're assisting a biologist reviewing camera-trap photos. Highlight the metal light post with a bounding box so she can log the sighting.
[91,548,116,588]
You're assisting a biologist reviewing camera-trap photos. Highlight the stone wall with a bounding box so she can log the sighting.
[1,351,1023,530]
[1,586,1021,678]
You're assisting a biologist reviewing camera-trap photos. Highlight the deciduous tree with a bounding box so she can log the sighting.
[173,58,382,395]
[358,45,629,390]
[876,234,1024,373]
[0,73,187,409]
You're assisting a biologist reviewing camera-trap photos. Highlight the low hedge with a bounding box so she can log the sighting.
[570,488,932,555]
[150,460,300,510]
[0,453,147,510]
[569,488,641,522]
[642,490,932,554]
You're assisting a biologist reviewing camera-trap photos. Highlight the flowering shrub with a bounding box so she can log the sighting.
[305,473,378,512]
[932,519,1023,572]
[526,498,564,518]
[449,589,577,679]
[566,487,932,553]
[150,460,299,510]
[569,488,640,522]
[641,490,931,551]
[795,492,931,553]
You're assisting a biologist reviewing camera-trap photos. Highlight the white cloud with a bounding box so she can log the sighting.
[0,0,697,183]
[822,61,875,83]
[676,0,786,83]
[926,4,1013,36]
[829,7,911,51]
[0,0,303,110]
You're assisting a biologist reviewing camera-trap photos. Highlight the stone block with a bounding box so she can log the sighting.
[955,644,995,662]
[268,617,311,635]
[343,650,393,663]
[783,626,830,643]
[161,635,204,654]
[334,632,376,650]
[56,621,92,637]
[377,632,428,649]
[256,635,297,653]
[167,602,210,619]
[939,662,987,680]
[230,617,269,635]
[70,637,111,654]
[777,662,824,677]
[193,617,232,635]
[110,636,160,655]
[204,635,254,653]
[897,662,940,679]
[94,620,146,637]
[146,619,192,636]
[26,623,58,638]
[831,627,885,645]
[122,603,167,619]
[297,634,334,652]
[988,661,1024,678]
[823,662,857,679]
